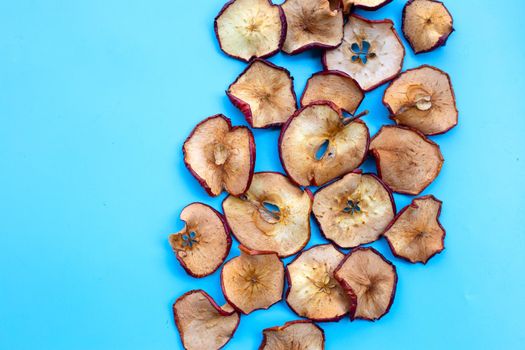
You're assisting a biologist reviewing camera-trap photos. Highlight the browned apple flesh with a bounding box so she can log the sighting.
[313,172,395,248]
[384,195,445,263]
[369,125,443,195]
[173,290,240,350]
[383,65,458,135]
[323,15,405,91]
[279,102,369,187]
[183,115,255,197]
[342,0,392,13]
[334,247,397,321]
[223,172,312,257]
[227,59,296,128]
[259,320,325,350]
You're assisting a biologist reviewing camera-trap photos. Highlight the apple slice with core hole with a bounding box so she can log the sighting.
[259,320,325,350]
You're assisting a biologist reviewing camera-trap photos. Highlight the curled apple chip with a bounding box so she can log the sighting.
[223,172,312,257]
[286,244,350,321]
[402,0,453,54]
[383,65,458,135]
[282,0,344,55]
[259,320,325,350]
[334,247,397,321]
[323,15,405,91]
[342,0,392,13]
[183,115,255,197]
[221,246,285,314]
[369,126,443,195]
[173,290,240,350]
[227,59,297,129]
[313,172,395,248]
[214,0,285,62]
[301,71,364,115]
[384,195,445,263]
[280,102,369,187]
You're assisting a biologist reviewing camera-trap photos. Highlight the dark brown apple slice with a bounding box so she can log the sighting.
[323,15,405,91]
[313,172,395,248]
[279,101,369,187]
[169,203,231,277]
[173,290,240,350]
[223,172,312,258]
[183,115,255,197]
[334,247,397,321]
[259,320,325,350]
[402,0,454,54]
[342,0,392,13]
[383,65,458,135]
[281,0,344,55]
[227,59,297,129]
[286,244,350,321]
[214,0,285,62]
[384,195,445,263]
[369,125,443,195]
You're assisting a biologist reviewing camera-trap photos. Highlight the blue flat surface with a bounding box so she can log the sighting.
[1,0,524,349]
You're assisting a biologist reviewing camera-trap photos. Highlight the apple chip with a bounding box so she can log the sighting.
[342,0,392,13]
[259,320,325,350]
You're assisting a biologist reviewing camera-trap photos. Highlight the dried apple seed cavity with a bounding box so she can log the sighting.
[260,320,325,350]
[342,0,392,13]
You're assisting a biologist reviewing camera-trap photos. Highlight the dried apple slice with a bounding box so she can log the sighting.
[259,320,325,350]
[286,244,350,321]
[342,0,392,13]
[402,0,454,54]
[281,0,344,55]
[227,59,297,129]
[214,0,285,62]
[334,247,397,321]
[323,15,405,91]
[183,115,255,197]
[383,65,457,135]
[300,71,364,115]
[384,195,445,263]
[221,246,285,314]
[280,101,369,187]
[313,172,395,248]
[223,172,312,257]
[173,290,240,350]
[369,125,443,195]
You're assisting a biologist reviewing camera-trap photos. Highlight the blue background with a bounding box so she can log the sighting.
[1,0,524,349]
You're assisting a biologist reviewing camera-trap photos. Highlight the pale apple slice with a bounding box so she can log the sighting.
[334,247,397,321]
[223,172,312,258]
[173,290,240,350]
[384,195,445,263]
[214,0,285,62]
[403,0,454,54]
[282,0,344,55]
[342,0,392,13]
[286,244,350,321]
[383,65,458,135]
[259,320,325,350]
[183,115,255,197]
[369,125,443,195]
[323,15,405,91]
[313,172,395,248]
[221,246,285,314]
[227,59,297,128]
[279,101,369,187]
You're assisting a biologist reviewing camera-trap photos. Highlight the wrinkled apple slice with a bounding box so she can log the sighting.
[383,65,458,135]
[286,244,350,321]
[384,195,445,263]
[169,203,231,277]
[301,71,364,115]
[173,290,240,350]
[369,126,443,195]
[223,172,312,257]
[323,15,405,91]
[313,172,395,248]
[403,0,453,54]
[227,59,296,128]
[221,246,285,314]
[280,101,369,187]
[342,0,392,13]
[183,115,255,197]
[334,247,397,321]
[260,320,325,350]
[281,0,344,55]
[214,0,285,62]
